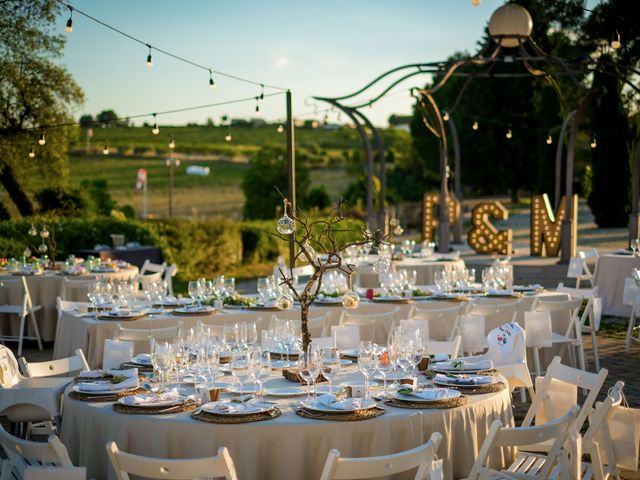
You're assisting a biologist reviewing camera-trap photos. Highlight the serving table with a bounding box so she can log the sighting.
[593,253,640,316]
[0,267,138,342]
[60,368,513,480]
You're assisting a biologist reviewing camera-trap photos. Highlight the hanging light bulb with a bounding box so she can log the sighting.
[276,200,295,235]
[38,131,46,145]
[28,224,38,236]
[168,137,175,149]
[591,135,597,149]
[442,111,450,121]
[472,0,481,5]
[506,128,513,139]
[102,144,109,155]
[225,128,232,142]
[472,120,479,131]
[255,98,260,114]
[208,69,216,90]
[277,124,284,133]
[40,226,49,239]
[611,30,621,49]
[546,134,553,145]
[259,84,265,104]
[65,6,73,32]
[28,147,35,158]
[152,114,159,135]
[146,45,153,68]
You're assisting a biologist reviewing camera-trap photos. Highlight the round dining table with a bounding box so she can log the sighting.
[356,256,466,289]
[60,368,513,480]
[593,253,640,316]
[0,266,139,342]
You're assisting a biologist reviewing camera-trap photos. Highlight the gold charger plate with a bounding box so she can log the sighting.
[295,406,384,421]
[192,407,281,424]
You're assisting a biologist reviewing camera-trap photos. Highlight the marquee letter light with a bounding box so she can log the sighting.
[468,201,512,255]
[422,192,460,242]
[530,194,578,256]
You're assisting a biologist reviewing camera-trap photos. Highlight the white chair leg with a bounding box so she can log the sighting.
[626,311,636,353]
[590,329,600,372]
[29,310,43,351]
[519,387,526,403]
[17,312,26,356]
[533,347,542,377]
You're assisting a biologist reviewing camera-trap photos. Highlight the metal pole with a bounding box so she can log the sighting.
[355,111,385,233]
[143,177,148,219]
[560,119,578,263]
[286,90,296,271]
[554,110,577,210]
[168,154,173,218]
[448,115,463,244]
[629,139,640,243]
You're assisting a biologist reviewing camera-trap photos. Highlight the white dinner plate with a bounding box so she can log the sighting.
[117,394,187,408]
[314,385,342,395]
[201,401,273,416]
[373,372,408,381]
[394,388,461,403]
[301,398,377,413]
[433,375,498,388]
[227,384,260,395]
[264,386,305,397]
[72,384,137,395]
[172,306,215,315]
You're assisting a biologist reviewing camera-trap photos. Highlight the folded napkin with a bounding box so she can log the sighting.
[78,367,138,379]
[120,389,181,406]
[487,289,513,296]
[429,354,449,363]
[132,354,152,365]
[397,387,450,400]
[435,359,493,371]
[315,394,362,410]
[210,401,264,414]
[434,374,493,385]
[76,368,139,392]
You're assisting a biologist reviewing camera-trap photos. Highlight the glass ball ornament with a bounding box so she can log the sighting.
[38,243,48,254]
[276,213,295,235]
[39,227,50,239]
[276,292,294,310]
[23,247,31,257]
[302,241,317,261]
[393,224,404,236]
[28,224,38,236]
[341,290,360,309]
[372,258,390,275]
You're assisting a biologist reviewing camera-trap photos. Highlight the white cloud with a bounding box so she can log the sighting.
[272,55,289,70]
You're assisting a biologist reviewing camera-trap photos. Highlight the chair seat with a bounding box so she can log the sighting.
[0,304,42,314]
[506,452,560,478]
[550,332,575,344]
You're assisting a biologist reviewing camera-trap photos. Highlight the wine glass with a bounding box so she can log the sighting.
[230,350,251,397]
[253,350,272,397]
[257,277,270,303]
[151,340,175,393]
[406,270,417,291]
[188,281,200,306]
[297,347,320,400]
[376,348,394,396]
[222,324,238,353]
[357,345,375,400]
[205,341,220,383]
[321,348,341,395]
[243,322,258,348]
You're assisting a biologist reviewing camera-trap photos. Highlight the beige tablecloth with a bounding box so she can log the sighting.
[0,268,138,342]
[357,258,466,288]
[60,370,513,480]
[593,253,640,316]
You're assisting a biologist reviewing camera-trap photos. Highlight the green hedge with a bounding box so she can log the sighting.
[0,216,366,281]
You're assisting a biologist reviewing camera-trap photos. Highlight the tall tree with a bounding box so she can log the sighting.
[0,1,83,216]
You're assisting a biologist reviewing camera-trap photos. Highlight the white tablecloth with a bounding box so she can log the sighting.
[357,258,466,288]
[60,369,513,480]
[593,253,640,316]
[0,267,138,342]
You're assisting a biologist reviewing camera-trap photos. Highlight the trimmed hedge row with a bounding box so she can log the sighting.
[0,216,365,281]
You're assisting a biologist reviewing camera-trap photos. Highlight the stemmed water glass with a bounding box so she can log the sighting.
[252,349,272,397]
[297,347,321,400]
[188,281,201,306]
[321,348,341,395]
[151,340,175,393]
[222,324,239,353]
[230,350,251,397]
[357,342,375,399]
[376,348,394,396]
[257,277,271,303]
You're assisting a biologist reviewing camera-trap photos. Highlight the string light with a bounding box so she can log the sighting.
[506,128,513,139]
[28,147,35,158]
[208,69,216,90]
[146,44,153,68]
[255,97,260,114]
[102,144,109,155]
[611,30,621,49]
[590,135,597,148]
[472,120,479,131]
[38,131,46,145]
[277,124,284,133]
[546,134,553,145]
[152,113,159,135]
[225,127,232,142]
[65,5,73,32]
[442,111,450,121]
[168,137,175,149]
[472,0,481,5]
[259,84,265,104]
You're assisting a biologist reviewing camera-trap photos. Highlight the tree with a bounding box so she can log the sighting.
[96,110,119,125]
[241,144,310,219]
[79,114,94,128]
[0,1,83,216]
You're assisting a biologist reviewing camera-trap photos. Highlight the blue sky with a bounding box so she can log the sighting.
[55,0,596,127]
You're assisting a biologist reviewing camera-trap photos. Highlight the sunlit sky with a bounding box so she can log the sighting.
[55,0,599,127]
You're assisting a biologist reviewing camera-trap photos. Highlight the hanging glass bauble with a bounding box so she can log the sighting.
[276,213,295,235]
[23,247,31,257]
[28,224,37,236]
[38,243,48,253]
[341,290,360,309]
[40,227,49,239]
[302,241,316,261]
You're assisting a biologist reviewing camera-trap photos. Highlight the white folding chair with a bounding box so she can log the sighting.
[467,406,580,480]
[398,319,430,345]
[0,426,73,479]
[140,260,166,276]
[114,322,182,355]
[19,349,89,378]
[425,336,461,358]
[331,325,360,350]
[136,270,164,294]
[163,263,178,297]
[0,277,43,356]
[409,304,462,340]
[339,307,399,344]
[522,356,608,437]
[467,300,518,336]
[319,432,442,480]
[623,276,640,352]
[107,441,238,480]
[24,466,86,479]
[458,314,485,355]
[60,277,95,301]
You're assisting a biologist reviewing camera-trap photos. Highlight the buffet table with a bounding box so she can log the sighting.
[60,369,513,480]
[593,253,640,316]
[0,267,138,342]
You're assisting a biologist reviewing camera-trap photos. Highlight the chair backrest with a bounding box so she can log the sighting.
[24,466,87,480]
[409,304,461,340]
[556,283,598,299]
[56,297,81,322]
[486,322,527,366]
[0,426,73,478]
[458,314,486,354]
[0,277,35,312]
[137,270,164,292]
[163,263,178,296]
[61,278,95,302]
[106,442,238,480]
[467,406,580,480]
[468,301,519,333]
[140,260,166,276]
[522,356,608,432]
[524,311,553,348]
[113,323,182,354]
[535,298,582,337]
[19,349,89,378]
[270,312,331,338]
[0,345,22,387]
[319,432,442,480]
[398,319,430,345]
[331,325,360,349]
[425,336,461,358]
[339,307,399,344]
